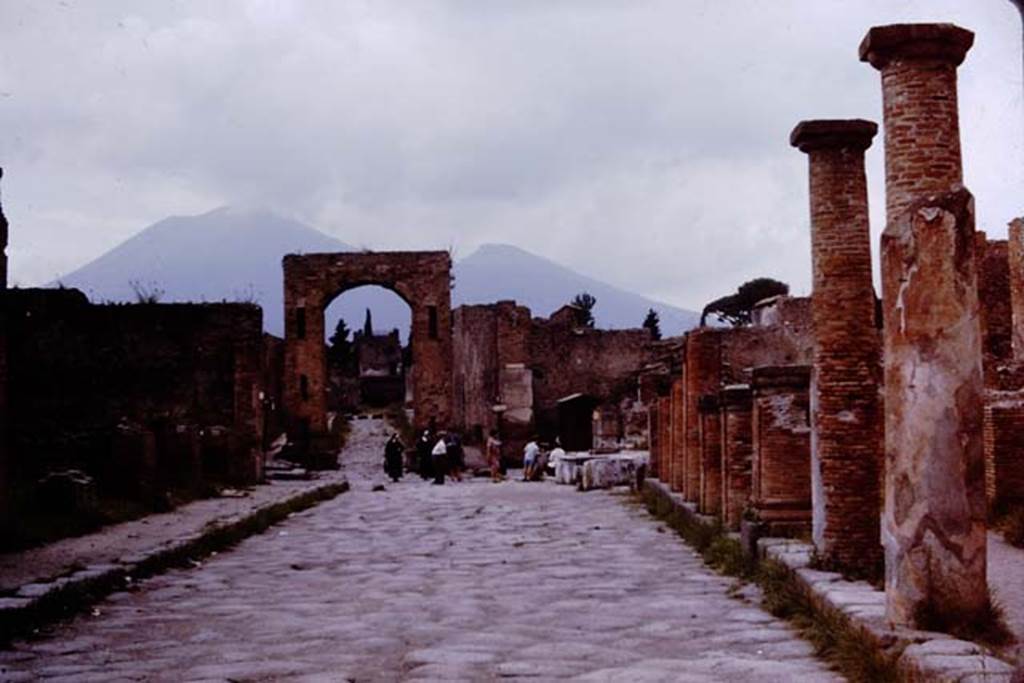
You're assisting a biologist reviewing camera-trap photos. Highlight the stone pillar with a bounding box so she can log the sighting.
[1008,218,1024,360]
[670,379,685,492]
[647,402,661,480]
[859,24,974,221]
[791,119,882,573]
[720,384,753,531]
[751,365,812,535]
[880,188,987,626]
[864,22,987,627]
[658,396,671,486]
[698,394,721,516]
[685,329,721,501]
[984,394,1024,509]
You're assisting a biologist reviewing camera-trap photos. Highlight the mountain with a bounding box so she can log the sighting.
[455,244,697,335]
[56,208,699,338]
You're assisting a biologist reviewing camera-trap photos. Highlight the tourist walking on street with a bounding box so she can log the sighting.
[446,432,464,482]
[522,437,540,481]
[416,430,433,480]
[383,434,404,483]
[431,432,448,485]
[486,429,504,482]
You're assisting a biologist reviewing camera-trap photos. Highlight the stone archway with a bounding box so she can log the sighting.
[283,251,452,441]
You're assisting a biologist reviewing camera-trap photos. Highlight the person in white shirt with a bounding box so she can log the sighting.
[431,434,448,485]
[522,438,540,481]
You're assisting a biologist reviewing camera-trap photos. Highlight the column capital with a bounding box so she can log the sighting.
[790,119,877,153]
[859,23,974,70]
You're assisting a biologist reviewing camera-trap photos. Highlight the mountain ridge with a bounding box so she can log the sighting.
[56,207,699,338]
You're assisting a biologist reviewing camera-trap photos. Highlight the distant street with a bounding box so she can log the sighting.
[1,418,839,681]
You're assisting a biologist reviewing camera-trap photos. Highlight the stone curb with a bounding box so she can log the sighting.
[642,478,1017,682]
[0,479,350,644]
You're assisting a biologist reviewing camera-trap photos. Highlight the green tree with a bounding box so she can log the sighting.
[643,308,662,340]
[700,277,790,327]
[327,318,353,370]
[571,292,597,328]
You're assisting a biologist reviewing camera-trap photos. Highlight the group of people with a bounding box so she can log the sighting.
[382,428,565,484]
[521,437,565,482]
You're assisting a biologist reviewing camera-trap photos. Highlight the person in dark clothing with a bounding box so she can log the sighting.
[416,430,433,480]
[384,434,404,482]
[445,432,464,482]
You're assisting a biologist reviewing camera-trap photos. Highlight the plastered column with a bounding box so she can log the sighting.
[863,22,987,627]
[791,119,882,574]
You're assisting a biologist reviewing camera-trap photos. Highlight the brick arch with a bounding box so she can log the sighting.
[283,251,452,442]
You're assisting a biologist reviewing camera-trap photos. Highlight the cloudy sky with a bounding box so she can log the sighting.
[2,1,1021,312]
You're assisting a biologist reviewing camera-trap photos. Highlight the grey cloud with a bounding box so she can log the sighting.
[1,0,1020,312]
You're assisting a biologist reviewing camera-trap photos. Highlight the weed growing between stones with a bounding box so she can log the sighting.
[913,589,1015,650]
[807,547,884,589]
[639,486,901,682]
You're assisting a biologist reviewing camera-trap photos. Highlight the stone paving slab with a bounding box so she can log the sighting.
[0,468,348,641]
[0,419,841,681]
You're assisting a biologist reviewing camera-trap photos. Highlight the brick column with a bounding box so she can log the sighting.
[864,23,987,627]
[720,384,753,531]
[685,329,721,501]
[1009,218,1024,360]
[647,402,661,480]
[698,394,721,516]
[791,119,882,574]
[859,24,974,222]
[658,396,671,486]
[984,394,1024,509]
[671,377,685,493]
[751,365,812,535]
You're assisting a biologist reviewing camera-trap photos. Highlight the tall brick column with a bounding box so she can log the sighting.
[751,365,812,535]
[647,402,661,480]
[864,23,987,627]
[670,378,685,492]
[685,329,721,502]
[720,384,753,531]
[658,396,671,486]
[1008,218,1024,360]
[698,394,721,516]
[859,24,974,221]
[791,119,882,574]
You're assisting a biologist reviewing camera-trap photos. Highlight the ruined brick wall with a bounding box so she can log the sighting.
[698,395,721,515]
[720,384,753,530]
[261,334,286,447]
[984,394,1024,507]
[452,302,533,445]
[1009,219,1024,361]
[529,319,654,439]
[5,289,265,490]
[658,396,671,485]
[976,236,1013,369]
[751,365,812,529]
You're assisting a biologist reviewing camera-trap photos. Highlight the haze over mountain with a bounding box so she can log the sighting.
[56,208,699,339]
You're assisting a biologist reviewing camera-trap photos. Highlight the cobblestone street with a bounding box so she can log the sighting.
[1,419,839,682]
